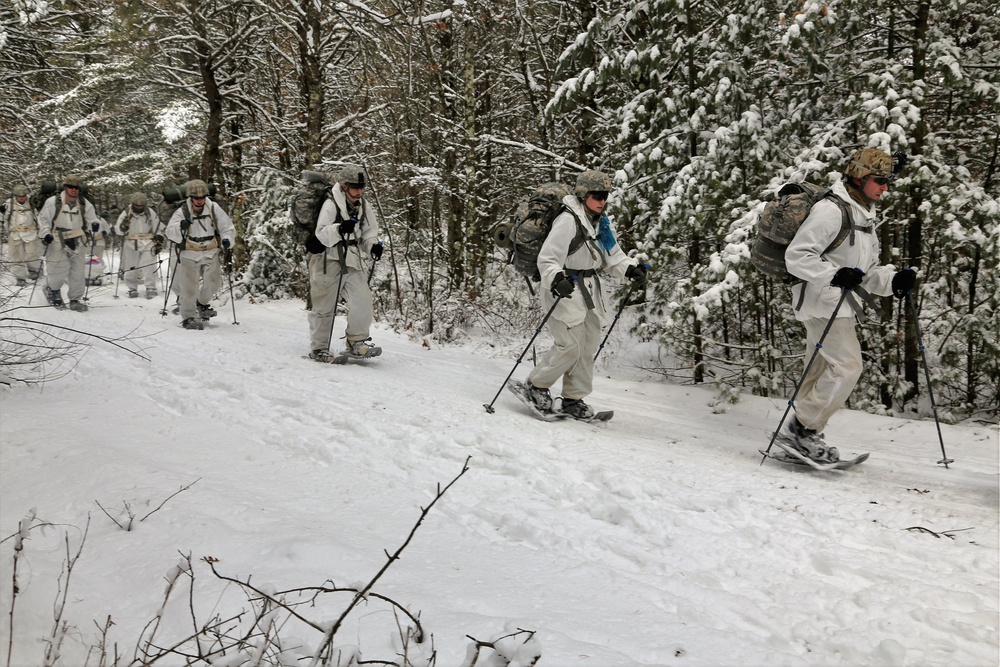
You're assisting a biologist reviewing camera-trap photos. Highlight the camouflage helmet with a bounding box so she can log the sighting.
[63,175,83,188]
[844,148,893,181]
[186,179,210,197]
[338,164,367,188]
[130,192,148,208]
[574,169,612,200]
[12,184,29,197]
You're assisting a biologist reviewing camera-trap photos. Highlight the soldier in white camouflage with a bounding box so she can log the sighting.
[2,184,42,286]
[779,147,917,462]
[523,169,647,420]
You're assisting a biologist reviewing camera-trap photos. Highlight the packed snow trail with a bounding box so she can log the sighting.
[0,291,997,666]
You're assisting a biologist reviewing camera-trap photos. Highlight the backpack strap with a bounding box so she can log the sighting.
[562,206,589,257]
[818,192,884,319]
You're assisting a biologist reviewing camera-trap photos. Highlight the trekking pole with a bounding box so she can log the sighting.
[594,279,640,362]
[907,293,953,468]
[483,296,563,414]
[160,244,183,316]
[83,232,98,302]
[367,257,377,287]
[325,242,349,352]
[760,288,851,464]
[224,246,239,325]
[29,242,51,304]
[113,241,125,298]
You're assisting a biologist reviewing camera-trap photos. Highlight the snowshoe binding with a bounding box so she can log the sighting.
[182,317,204,330]
[68,300,88,312]
[507,380,568,422]
[197,302,217,319]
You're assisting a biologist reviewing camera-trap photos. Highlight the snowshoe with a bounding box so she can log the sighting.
[560,398,613,422]
[507,380,568,422]
[16,278,27,287]
[68,300,88,312]
[197,302,218,318]
[145,288,158,299]
[128,289,139,298]
[777,415,839,463]
[182,317,204,330]
[764,442,869,471]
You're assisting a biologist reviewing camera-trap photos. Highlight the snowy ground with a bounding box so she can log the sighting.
[1,268,998,667]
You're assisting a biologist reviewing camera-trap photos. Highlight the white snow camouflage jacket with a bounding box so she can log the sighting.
[314,186,379,272]
[115,207,163,252]
[785,179,896,321]
[37,193,106,241]
[165,198,236,259]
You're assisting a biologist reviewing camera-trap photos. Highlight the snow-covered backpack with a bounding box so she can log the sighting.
[289,170,333,237]
[502,182,586,282]
[750,182,853,284]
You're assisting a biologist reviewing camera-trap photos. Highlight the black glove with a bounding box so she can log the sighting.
[222,238,231,249]
[120,220,130,234]
[304,233,326,254]
[91,222,100,232]
[831,267,865,289]
[338,217,357,237]
[625,263,649,284]
[891,268,916,298]
[153,235,164,255]
[371,241,383,261]
[550,271,575,299]
[180,218,191,234]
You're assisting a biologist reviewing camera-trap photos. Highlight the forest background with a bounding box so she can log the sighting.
[1,0,997,419]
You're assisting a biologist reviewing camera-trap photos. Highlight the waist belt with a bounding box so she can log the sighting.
[185,236,219,251]
[11,224,36,233]
[128,232,154,240]
[564,268,599,310]
[564,268,596,278]
[57,227,85,239]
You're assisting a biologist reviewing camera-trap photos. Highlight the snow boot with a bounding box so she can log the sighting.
[524,380,553,413]
[16,278,27,287]
[197,302,217,318]
[68,300,88,312]
[146,288,158,299]
[309,349,336,363]
[348,338,382,358]
[182,317,204,330]
[779,415,839,463]
[561,398,595,420]
[46,289,65,308]
[128,289,139,298]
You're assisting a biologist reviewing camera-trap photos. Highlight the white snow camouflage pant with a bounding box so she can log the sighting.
[527,310,602,401]
[795,317,864,433]
[307,252,373,353]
